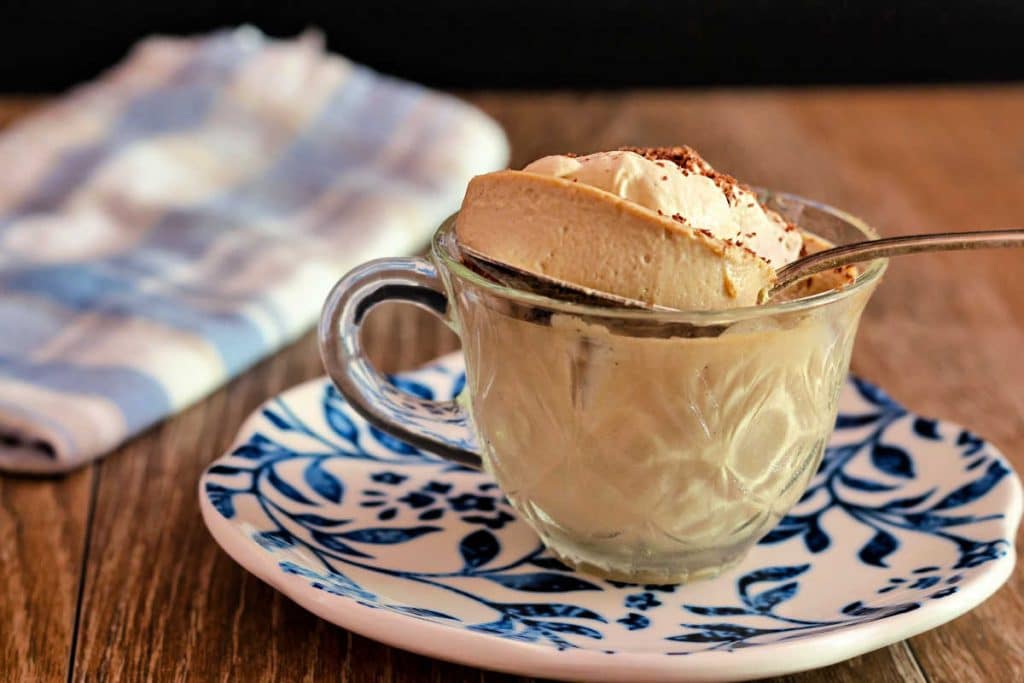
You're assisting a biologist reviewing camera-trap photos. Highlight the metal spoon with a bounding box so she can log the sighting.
[462,229,1024,311]
[771,229,1024,295]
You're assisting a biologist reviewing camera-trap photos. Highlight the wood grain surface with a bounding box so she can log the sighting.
[1,88,1022,682]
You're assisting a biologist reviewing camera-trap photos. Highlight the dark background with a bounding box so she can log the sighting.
[3,0,1024,91]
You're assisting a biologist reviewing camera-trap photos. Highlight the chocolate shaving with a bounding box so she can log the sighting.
[618,145,745,204]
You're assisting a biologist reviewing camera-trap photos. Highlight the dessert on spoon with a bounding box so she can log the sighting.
[457,146,1022,310]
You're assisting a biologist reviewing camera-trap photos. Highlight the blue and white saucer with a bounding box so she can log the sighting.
[199,353,1021,682]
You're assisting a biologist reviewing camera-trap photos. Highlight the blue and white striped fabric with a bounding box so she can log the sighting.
[0,27,508,473]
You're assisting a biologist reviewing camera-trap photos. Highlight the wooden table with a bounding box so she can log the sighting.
[1,88,1022,682]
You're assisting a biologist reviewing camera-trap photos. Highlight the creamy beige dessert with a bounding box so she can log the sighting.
[449,146,871,582]
[455,293,867,582]
[456,146,853,309]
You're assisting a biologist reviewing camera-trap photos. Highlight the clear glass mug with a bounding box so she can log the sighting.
[319,191,886,583]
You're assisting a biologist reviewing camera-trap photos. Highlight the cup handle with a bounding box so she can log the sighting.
[318,258,482,470]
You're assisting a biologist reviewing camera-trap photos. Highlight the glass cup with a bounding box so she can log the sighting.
[319,191,886,583]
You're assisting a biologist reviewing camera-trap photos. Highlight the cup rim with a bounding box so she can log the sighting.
[431,188,887,324]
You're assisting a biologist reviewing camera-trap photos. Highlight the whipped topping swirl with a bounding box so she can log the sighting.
[524,148,802,268]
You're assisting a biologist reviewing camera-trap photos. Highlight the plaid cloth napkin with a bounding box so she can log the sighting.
[0,27,508,473]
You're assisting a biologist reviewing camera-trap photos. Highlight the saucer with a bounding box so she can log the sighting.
[199,353,1021,682]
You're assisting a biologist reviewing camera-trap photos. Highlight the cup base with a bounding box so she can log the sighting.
[542,536,751,585]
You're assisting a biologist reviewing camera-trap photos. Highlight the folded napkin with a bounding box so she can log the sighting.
[0,27,508,473]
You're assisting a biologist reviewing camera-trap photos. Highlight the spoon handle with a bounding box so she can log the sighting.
[773,229,1024,293]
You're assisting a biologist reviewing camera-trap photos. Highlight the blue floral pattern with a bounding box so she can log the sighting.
[758,378,1011,573]
[202,354,1021,659]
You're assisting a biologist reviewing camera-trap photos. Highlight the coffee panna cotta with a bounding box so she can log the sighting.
[456,146,855,308]
[445,146,868,582]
